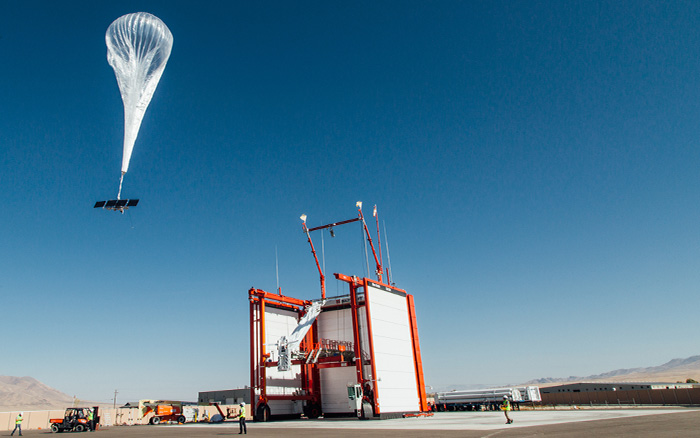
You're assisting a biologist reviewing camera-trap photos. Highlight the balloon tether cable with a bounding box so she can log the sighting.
[117,172,125,200]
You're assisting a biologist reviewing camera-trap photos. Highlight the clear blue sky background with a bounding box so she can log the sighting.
[2,0,699,403]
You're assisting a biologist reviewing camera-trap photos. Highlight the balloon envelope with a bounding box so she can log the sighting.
[106,12,173,174]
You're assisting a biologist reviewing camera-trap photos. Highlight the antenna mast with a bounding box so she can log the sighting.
[383,220,393,284]
[374,205,384,280]
[356,202,383,283]
[275,245,281,295]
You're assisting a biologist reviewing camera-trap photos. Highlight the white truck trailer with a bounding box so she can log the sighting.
[434,386,540,411]
[517,386,542,403]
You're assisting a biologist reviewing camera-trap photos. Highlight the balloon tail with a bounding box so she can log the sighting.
[117,172,125,200]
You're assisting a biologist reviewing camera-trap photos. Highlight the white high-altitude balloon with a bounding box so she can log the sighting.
[106,12,173,176]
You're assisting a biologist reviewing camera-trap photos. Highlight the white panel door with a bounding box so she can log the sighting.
[320,366,356,413]
[317,308,353,342]
[262,306,302,414]
[366,284,419,413]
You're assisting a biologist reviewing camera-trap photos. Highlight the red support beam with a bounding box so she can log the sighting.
[363,278,380,415]
[407,294,429,412]
[249,294,256,412]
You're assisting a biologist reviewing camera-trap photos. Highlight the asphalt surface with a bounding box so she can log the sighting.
[5,409,700,438]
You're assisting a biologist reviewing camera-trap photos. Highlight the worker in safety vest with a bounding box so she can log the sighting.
[502,395,513,424]
[238,403,247,434]
[87,409,94,431]
[11,412,23,436]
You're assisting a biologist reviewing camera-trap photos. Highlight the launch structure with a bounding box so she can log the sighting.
[249,203,429,420]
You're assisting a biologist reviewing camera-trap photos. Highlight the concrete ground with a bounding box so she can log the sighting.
[5,409,699,437]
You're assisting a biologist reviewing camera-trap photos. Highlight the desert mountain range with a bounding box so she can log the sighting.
[524,355,700,387]
[434,355,700,392]
[0,376,75,412]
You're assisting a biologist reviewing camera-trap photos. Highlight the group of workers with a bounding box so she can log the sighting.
[9,404,240,434]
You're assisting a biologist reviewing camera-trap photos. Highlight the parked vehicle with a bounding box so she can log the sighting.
[50,407,100,433]
[141,402,197,424]
[434,387,537,411]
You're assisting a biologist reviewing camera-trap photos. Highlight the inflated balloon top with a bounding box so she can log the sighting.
[93,12,172,212]
[106,12,173,178]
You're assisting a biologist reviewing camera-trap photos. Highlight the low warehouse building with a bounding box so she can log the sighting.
[541,382,700,406]
[198,388,250,406]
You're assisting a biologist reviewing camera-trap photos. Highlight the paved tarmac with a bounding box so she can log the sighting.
[5,408,699,437]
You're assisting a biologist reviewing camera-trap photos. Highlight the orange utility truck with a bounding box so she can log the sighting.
[50,407,100,433]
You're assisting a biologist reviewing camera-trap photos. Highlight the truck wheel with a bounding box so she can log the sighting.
[75,424,86,432]
[305,403,321,419]
[177,415,186,424]
[152,416,161,425]
[255,403,270,422]
[360,401,373,420]
[51,423,61,433]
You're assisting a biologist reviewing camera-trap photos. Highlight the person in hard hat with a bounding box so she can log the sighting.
[238,403,247,434]
[11,412,23,436]
[86,408,94,431]
[501,396,513,424]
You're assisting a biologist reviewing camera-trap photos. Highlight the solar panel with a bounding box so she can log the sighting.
[94,199,140,212]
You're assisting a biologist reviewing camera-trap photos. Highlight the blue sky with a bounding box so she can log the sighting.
[2,0,700,403]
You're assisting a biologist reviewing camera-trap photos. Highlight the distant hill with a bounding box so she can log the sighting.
[524,355,700,387]
[432,355,700,393]
[0,376,74,411]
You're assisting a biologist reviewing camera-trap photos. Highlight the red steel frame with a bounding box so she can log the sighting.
[249,289,320,419]
[250,279,429,419]
[249,204,429,420]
